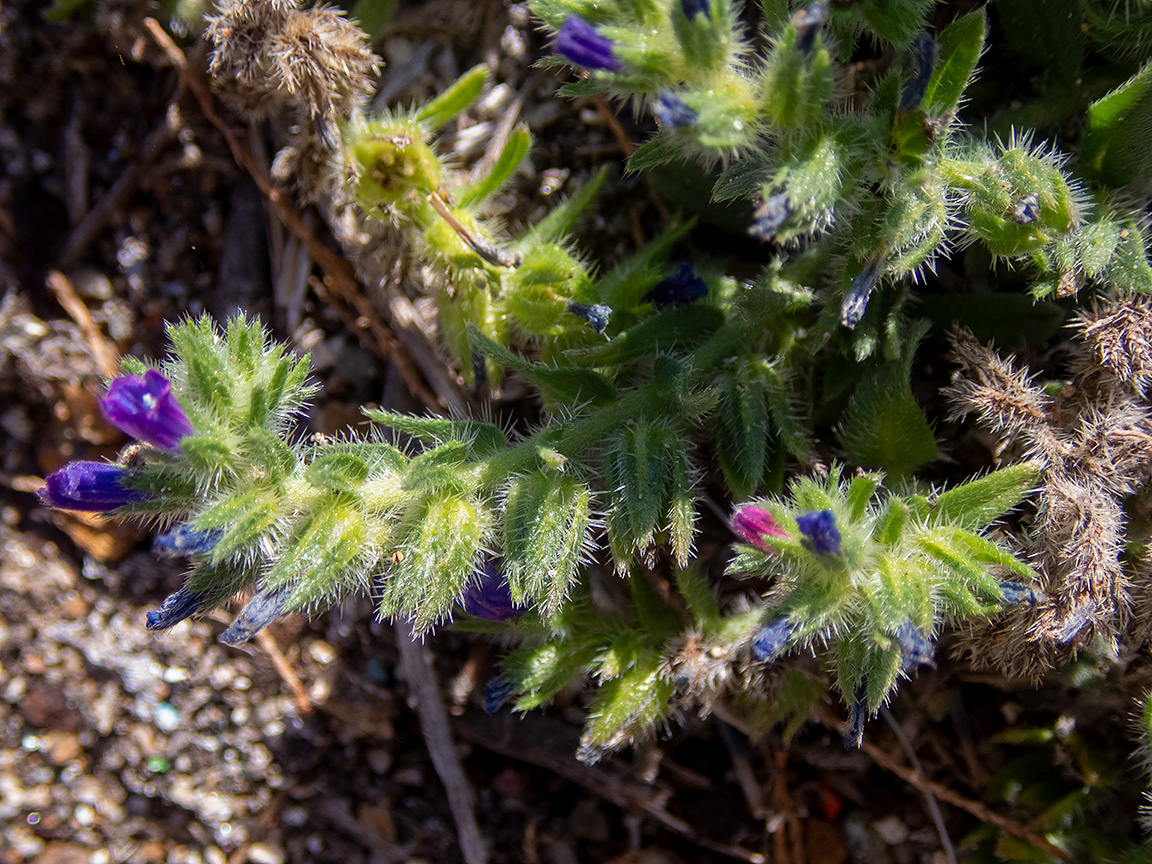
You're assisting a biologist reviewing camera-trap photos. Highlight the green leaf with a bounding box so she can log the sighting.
[602,423,672,569]
[195,486,283,563]
[921,8,986,117]
[839,361,937,476]
[501,472,592,616]
[364,408,508,456]
[625,134,682,174]
[458,124,532,209]
[1083,62,1152,187]
[713,367,768,501]
[928,462,1039,531]
[507,640,600,711]
[268,502,369,607]
[675,567,720,628]
[305,453,371,495]
[402,442,472,494]
[415,65,488,129]
[578,656,674,760]
[469,327,617,406]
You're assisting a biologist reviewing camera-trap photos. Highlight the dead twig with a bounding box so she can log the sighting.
[254,629,314,717]
[141,17,445,417]
[816,703,1068,861]
[395,620,489,864]
[46,270,120,379]
[879,706,957,864]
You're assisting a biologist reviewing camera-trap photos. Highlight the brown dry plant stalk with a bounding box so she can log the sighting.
[947,298,1152,678]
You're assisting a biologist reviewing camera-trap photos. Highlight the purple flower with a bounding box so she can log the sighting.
[101,369,195,454]
[645,262,708,308]
[459,561,524,621]
[795,509,841,555]
[220,586,291,645]
[653,93,698,129]
[153,523,224,557]
[146,587,207,631]
[567,301,613,334]
[893,619,934,669]
[749,194,790,240]
[840,261,882,329]
[38,461,150,511]
[555,16,623,73]
[731,505,788,552]
[752,617,797,663]
[681,0,710,19]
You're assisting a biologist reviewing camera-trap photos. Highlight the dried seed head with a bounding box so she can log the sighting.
[1079,296,1152,396]
[944,327,1051,437]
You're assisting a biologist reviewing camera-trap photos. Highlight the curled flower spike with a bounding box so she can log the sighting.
[220,586,292,645]
[653,92,698,129]
[645,262,707,308]
[795,509,841,555]
[680,0,710,20]
[731,504,789,551]
[840,260,882,329]
[101,369,195,454]
[153,523,224,557]
[39,461,150,511]
[893,619,934,669]
[749,194,790,240]
[752,617,797,663]
[555,16,623,73]
[458,561,524,621]
[146,587,208,631]
[566,301,613,334]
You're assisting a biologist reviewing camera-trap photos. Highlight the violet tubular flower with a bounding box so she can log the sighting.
[458,561,524,621]
[555,16,623,73]
[731,504,788,552]
[844,683,868,749]
[999,581,1040,605]
[39,461,150,511]
[792,2,827,55]
[101,369,195,454]
[645,262,707,308]
[220,586,291,645]
[146,587,208,631]
[795,509,841,555]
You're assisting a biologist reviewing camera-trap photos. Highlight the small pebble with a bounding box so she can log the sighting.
[874,814,910,845]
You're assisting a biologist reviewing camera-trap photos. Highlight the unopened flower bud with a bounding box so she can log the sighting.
[484,676,517,715]
[894,619,934,668]
[653,92,698,129]
[220,586,292,645]
[795,509,841,555]
[566,301,613,334]
[792,2,827,55]
[752,617,797,662]
[749,194,790,240]
[154,523,224,557]
[1012,194,1040,225]
[840,260,882,329]
[681,0,711,20]
[101,369,195,454]
[731,505,788,551]
[146,587,207,631]
[899,32,937,111]
[844,682,868,749]
[998,581,1040,605]
[555,16,623,73]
